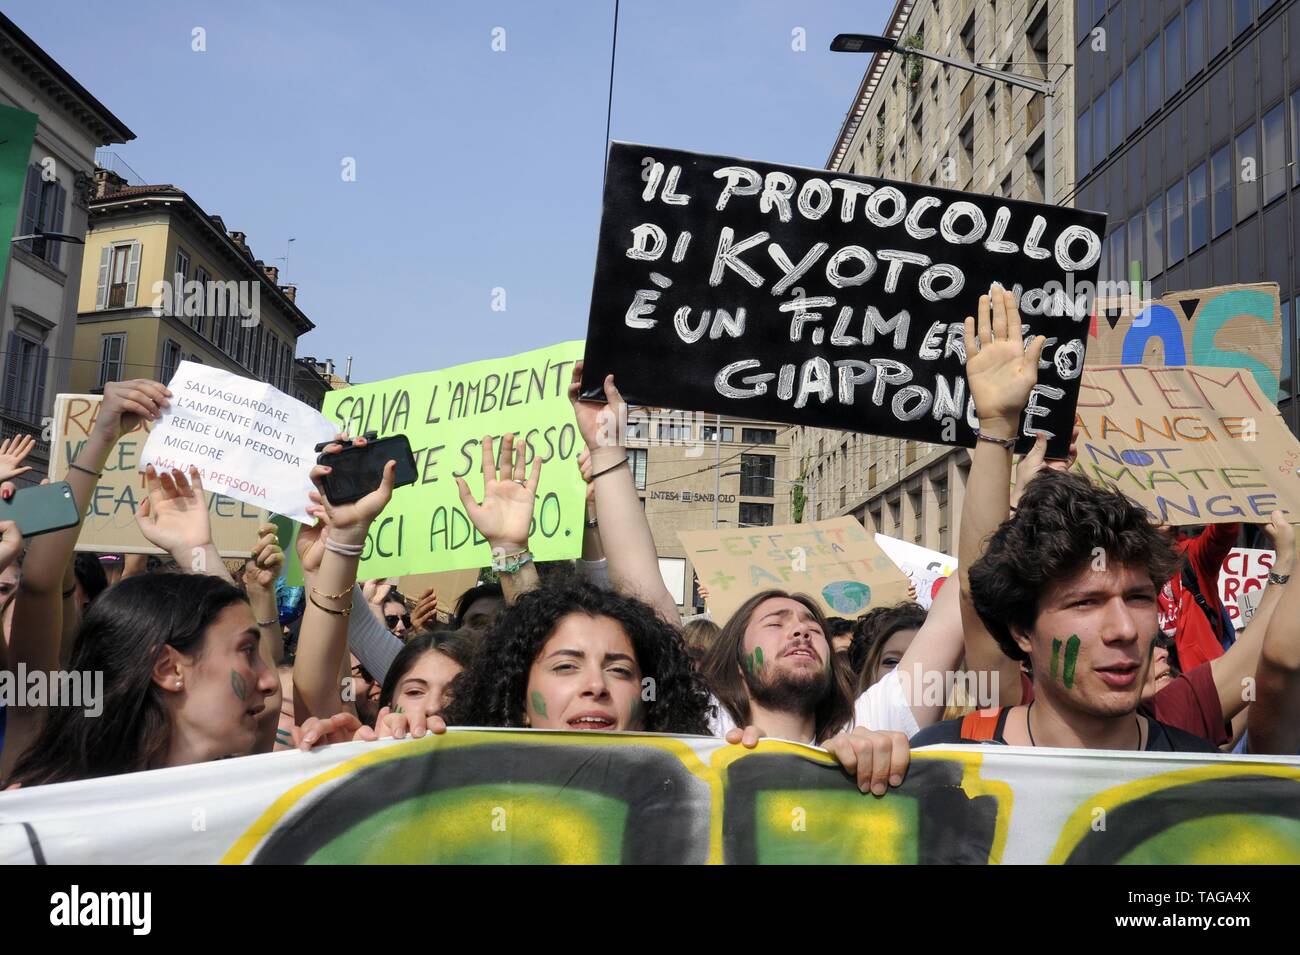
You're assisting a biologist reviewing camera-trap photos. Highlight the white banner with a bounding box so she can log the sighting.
[141,362,336,523]
[1,730,1296,864]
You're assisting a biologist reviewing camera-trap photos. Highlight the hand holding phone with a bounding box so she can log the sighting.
[315,434,417,505]
[0,481,81,538]
[307,435,410,541]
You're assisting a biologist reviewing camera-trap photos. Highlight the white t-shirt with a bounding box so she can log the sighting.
[706,669,919,743]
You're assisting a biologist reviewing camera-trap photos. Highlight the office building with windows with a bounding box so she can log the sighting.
[626,411,793,612]
[792,0,1076,552]
[0,13,133,485]
[1074,0,1299,428]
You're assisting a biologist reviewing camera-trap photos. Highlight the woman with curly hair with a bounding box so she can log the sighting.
[442,577,711,734]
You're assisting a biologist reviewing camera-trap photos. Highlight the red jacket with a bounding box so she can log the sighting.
[1157,523,1240,671]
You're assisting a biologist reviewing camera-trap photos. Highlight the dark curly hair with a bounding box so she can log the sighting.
[849,601,927,693]
[969,470,1180,663]
[442,578,711,735]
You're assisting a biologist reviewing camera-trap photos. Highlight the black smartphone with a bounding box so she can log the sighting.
[0,481,82,537]
[317,434,418,504]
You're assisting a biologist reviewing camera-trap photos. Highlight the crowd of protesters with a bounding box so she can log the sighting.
[1,286,1298,798]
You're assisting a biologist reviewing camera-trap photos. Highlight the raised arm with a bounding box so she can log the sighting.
[1207,513,1293,721]
[1249,579,1300,754]
[568,363,678,623]
[294,436,395,720]
[957,287,1046,708]
[134,464,234,584]
[455,432,541,603]
[243,522,286,665]
[2,380,169,778]
[892,571,965,727]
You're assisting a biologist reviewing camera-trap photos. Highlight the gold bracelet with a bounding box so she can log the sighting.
[311,583,354,601]
[308,592,351,617]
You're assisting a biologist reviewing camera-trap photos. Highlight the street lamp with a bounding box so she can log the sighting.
[830,33,1060,202]
[714,469,741,528]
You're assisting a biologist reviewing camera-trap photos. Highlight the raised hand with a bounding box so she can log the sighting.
[296,519,326,576]
[362,577,393,606]
[568,361,628,450]
[1264,510,1297,575]
[963,284,1046,437]
[245,523,285,595]
[454,433,539,551]
[307,435,396,546]
[93,379,172,446]
[0,434,35,483]
[410,586,439,632]
[135,465,213,557]
[1011,426,1080,506]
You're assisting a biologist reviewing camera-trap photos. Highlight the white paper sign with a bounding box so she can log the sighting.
[1219,547,1275,630]
[141,362,337,523]
[1237,587,1265,629]
[874,534,957,609]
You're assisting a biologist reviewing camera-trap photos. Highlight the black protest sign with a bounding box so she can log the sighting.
[580,142,1107,455]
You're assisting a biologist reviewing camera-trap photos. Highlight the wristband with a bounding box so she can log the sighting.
[590,459,629,481]
[312,583,354,601]
[256,616,279,628]
[69,463,103,478]
[491,548,534,574]
[974,428,1017,449]
[1269,571,1291,585]
[584,516,599,528]
[308,592,352,616]
[323,536,365,557]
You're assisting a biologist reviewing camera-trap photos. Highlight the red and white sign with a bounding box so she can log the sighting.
[1219,547,1274,629]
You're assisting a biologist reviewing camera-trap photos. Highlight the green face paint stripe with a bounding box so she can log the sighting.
[1062,635,1081,689]
[530,690,547,718]
[1050,638,1062,682]
[231,670,247,702]
[754,646,765,669]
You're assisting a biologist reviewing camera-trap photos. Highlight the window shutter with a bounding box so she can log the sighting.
[2,332,20,412]
[19,166,39,247]
[46,183,66,268]
[95,244,111,309]
[32,345,48,421]
[124,241,142,307]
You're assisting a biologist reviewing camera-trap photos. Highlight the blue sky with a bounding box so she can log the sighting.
[14,0,891,383]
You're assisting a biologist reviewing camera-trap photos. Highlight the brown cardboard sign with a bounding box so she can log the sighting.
[1071,365,1300,525]
[679,516,912,624]
[51,394,266,556]
[1088,283,1282,400]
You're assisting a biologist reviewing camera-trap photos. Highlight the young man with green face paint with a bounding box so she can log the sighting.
[912,287,1216,752]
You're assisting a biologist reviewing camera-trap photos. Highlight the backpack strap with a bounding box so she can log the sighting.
[1181,560,1224,641]
[959,707,1005,742]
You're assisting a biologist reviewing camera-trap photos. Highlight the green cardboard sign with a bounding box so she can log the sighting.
[321,341,587,577]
